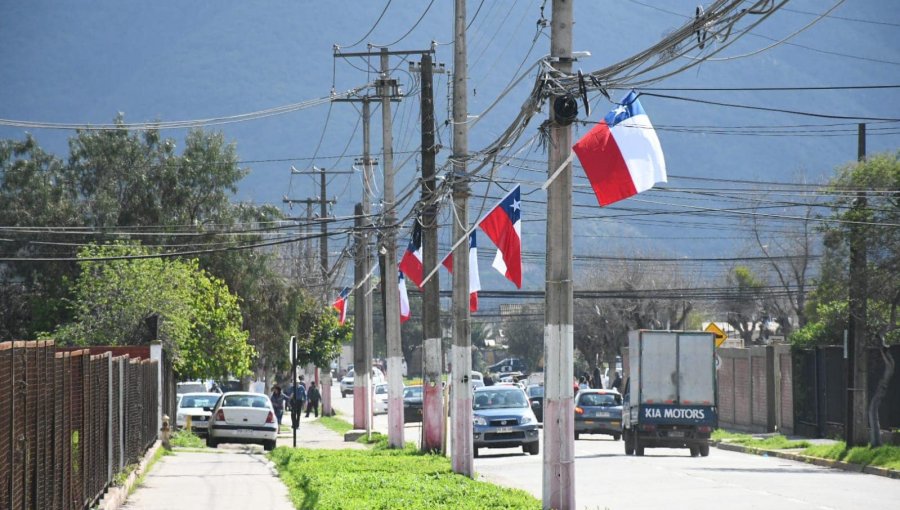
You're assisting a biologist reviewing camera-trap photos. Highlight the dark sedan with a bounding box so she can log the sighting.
[403,385,423,423]
[574,389,622,440]
[526,384,544,422]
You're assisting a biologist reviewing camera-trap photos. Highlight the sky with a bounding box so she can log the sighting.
[1,0,898,292]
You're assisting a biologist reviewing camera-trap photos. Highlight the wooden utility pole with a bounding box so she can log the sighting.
[544,1,576,508]
[450,0,473,476]
[847,123,868,446]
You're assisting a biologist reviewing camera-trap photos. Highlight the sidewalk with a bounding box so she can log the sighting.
[275,413,366,450]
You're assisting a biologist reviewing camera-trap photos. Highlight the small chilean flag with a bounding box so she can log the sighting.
[478,185,522,288]
[398,220,424,288]
[332,286,351,325]
[573,90,666,207]
[440,231,481,311]
[398,272,411,323]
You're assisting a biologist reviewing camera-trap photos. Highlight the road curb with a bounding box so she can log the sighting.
[98,440,164,510]
[713,441,900,480]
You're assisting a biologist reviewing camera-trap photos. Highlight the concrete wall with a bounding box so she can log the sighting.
[717,345,793,434]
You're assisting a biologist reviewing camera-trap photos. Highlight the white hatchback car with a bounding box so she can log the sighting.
[206,392,278,451]
[176,392,220,435]
[373,383,388,414]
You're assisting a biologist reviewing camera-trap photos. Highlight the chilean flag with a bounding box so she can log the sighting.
[440,232,481,311]
[478,185,522,288]
[332,286,351,325]
[398,220,424,288]
[398,272,411,323]
[573,90,666,207]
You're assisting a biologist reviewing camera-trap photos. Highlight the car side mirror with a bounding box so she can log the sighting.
[203,407,213,412]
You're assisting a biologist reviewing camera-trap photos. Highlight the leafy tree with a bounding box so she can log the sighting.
[503,312,544,372]
[722,266,766,345]
[50,243,255,379]
[292,291,352,369]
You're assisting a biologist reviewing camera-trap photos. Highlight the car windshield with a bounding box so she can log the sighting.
[578,393,621,407]
[527,386,544,397]
[180,395,218,408]
[345,370,355,378]
[375,385,387,395]
[403,387,422,399]
[223,395,270,408]
[473,389,528,409]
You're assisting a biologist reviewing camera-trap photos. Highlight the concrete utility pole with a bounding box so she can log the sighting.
[417,49,444,453]
[544,1,576,508]
[378,48,405,449]
[450,0,473,477]
[847,123,868,446]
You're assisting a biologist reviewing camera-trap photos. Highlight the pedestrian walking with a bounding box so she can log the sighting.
[592,366,603,389]
[611,371,623,393]
[270,385,286,425]
[305,381,321,418]
[291,376,307,427]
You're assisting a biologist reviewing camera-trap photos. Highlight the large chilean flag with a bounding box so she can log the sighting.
[398,220,424,288]
[573,90,666,207]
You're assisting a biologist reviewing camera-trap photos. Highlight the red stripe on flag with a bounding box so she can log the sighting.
[573,121,638,206]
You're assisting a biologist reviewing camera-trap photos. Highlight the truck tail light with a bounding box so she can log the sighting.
[266,412,276,424]
[575,406,584,415]
[697,425,712,433]
[216,409,226,421]
[639,423,657,432]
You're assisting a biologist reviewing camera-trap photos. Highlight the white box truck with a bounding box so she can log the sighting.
[622,330,717,457]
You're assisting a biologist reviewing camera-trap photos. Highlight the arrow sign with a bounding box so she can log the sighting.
[705,323,728,348]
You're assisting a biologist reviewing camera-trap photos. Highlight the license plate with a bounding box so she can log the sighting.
[595,411,610,418]
[495,426,513,433]
[669,431,685,438]
[584,420,594,425]
[610,421,620,427]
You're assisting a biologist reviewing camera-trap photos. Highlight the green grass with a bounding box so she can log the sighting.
[802,442,900,470]
[269,444,540,510]
[712,430,811,449]
[318,414,354,435]
[170,429,206,448]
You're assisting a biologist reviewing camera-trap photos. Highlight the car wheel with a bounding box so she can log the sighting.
[574,432,580,440]
[527,442,540,455]
[689,446,700,457]
[206,436,218,448]
[624,431,634,456]
[263,440,276,452]
[699,443,710,457]
[613,433,621,442]
[474,448,480,458]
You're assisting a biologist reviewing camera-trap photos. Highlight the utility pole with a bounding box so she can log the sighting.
[450,0,474,476]
[415,50,444,454]
[544,1,576,508]
[352,201,371,433]
[847,123,868,446]
[378,47,405,449]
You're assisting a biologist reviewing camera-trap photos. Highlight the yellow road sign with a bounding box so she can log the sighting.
[705,322,728,348]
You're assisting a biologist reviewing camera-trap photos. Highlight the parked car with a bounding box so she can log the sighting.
[205,392,278,451]
[403,385,423,423]
[175,392,220,435]
[472,385,539,457]
[525,384,545,422]
[374,383,388,415]
[574,389,623,441]
[340,367,386,398]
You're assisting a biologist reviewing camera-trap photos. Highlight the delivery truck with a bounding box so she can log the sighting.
[622,330,717,457]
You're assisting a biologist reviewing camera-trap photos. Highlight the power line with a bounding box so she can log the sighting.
[336,0,392,49]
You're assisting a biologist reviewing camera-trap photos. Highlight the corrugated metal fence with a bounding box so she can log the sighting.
[0,340,159,510]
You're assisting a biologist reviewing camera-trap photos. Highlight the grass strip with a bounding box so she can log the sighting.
[270,444,540,510]
[318,414,354,435]
[802,442,900,470]
[711,430,811,449]
[170,429,206,448]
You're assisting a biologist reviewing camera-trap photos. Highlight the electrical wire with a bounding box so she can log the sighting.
[336,0,393,50]
[370,0,435,48]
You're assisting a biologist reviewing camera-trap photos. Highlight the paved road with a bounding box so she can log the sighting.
[123,448,294,510]
[330,385,900,509]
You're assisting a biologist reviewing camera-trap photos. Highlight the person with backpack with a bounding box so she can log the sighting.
[290,376,307,427]
[305,381,321,418]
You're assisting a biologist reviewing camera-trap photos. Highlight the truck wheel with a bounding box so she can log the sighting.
[613,433,621,441]
[624,431,634,456]
[689,446,699,457]
[699,443,710,457]
[635,435,644,456]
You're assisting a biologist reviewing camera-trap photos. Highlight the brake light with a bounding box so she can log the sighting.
[639,423,657,432]
[575,407,584,415]
[216,409,225,421]
[266,411,275,424]
[697,425,712,433]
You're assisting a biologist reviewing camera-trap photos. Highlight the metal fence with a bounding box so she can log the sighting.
[0,340,159,510]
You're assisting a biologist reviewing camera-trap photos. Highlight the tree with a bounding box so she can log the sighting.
[503,312,544,373]
[722,266,766,345]
[50,243,255,379]
[292,291,351,369]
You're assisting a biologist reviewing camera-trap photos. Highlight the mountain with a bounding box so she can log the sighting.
[1,0,898,292]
